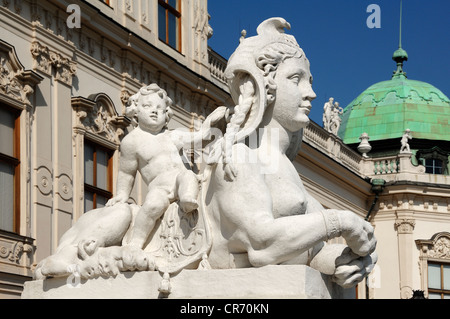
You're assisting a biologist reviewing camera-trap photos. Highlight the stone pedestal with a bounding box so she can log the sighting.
[22,265,354,299]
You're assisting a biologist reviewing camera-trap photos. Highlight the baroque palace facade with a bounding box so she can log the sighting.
[1,0,449,299]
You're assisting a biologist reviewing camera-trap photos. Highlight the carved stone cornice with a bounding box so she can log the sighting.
[30,41,77,86]
[0,40,42,106]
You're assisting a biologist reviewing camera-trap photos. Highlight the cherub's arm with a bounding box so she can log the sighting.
[170,106,227,150]
[106,135,138,206]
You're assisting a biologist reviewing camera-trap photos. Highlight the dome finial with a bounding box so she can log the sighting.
[392,0,408,78]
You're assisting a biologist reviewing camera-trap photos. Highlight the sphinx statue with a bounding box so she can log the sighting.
[204,17,377,287]
[30,17,377,298]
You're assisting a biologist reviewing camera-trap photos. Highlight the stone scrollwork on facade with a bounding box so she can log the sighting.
[1,241,33,263]
[194,0,213,39]
[30,41,76,86]
[0,231,34,269]
[30,41,52,75]
[416,232,450,294]
[0,57,33,103]
[50,51,77,85]
[429,236,450,259]
[0,40,42,105]
[72,93,130,146]
[120,89,132,115]
[417,233,450,260]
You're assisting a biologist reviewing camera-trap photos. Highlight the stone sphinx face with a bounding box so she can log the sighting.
[136,93,168,133]
[272,57,316,132]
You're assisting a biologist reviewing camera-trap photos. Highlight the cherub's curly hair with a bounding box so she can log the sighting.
[126,84,174,126]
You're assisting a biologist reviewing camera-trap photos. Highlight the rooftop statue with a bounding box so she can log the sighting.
[323,97,334,132]
[323,97,343,135]
[33,17,377,296]
[400,129,412,153]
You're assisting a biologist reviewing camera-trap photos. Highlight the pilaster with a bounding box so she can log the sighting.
[30,32,77,254]
[395,211,416,299]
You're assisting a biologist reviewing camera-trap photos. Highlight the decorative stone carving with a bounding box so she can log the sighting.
[30,41,52,75]
[30,41,76,85]
[0,232,34,267]
[56,173,73,202]
[416,233,450,296]
[194,1,211,38]
[36,166,53,196]
[417,233,450,261]
[429,236,450,259]
[145,201,212,275]
[120,89,132,114]
[72,94,130,145]
[30,18,377,298]
[0,40,41,105]
[395,219,415,234]
[50,51,77,85]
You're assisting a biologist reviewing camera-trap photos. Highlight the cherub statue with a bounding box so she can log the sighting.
[400,129,412,153]
[106,83,225,253]
[34,84,225,280]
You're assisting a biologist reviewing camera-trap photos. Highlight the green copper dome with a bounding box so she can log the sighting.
[338,68,450,145]
[339,1,450,146]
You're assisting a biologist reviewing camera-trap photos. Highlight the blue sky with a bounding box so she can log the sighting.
[207,0,450,126]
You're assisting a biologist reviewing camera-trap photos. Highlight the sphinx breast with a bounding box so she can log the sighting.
[269,179,308,218]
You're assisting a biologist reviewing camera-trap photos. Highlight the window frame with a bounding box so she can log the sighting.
[84,139,114,211]
[158,0,182,52]
[416,147,449,175]
[0,104,21,233]
[423,158,444,175]
[427,261,450,299]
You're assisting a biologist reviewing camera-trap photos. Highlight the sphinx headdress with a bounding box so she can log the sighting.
[207,18,306,168]
[224,17,305,144]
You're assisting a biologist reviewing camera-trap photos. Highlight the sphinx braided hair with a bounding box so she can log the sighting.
[222,74,256,180]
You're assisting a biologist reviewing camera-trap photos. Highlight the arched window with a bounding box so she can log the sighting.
[72,93,130,217]
[0,40,41,233]
[416,233,450,299]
